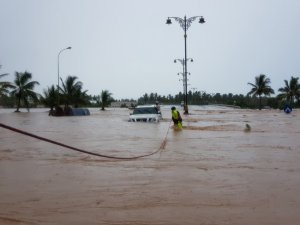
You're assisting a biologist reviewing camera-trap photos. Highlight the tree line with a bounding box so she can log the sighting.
[138,74,300,109]
[0,68,113,113]
[1,67,300,111]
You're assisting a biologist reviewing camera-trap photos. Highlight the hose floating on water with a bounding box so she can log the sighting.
[0,122,170,160]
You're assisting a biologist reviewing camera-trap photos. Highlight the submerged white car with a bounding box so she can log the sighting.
[129,105,162,122]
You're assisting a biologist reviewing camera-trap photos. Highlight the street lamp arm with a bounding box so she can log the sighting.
[174,58,193,65]
[186,16,204,30]
[58,46,72,57]
[58,49,64,56]
[187,58,193,62]
[167,17,185,31]
[167,16,205,31]
[174,58,184,65]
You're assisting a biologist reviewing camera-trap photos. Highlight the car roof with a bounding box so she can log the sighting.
[136,105,156,108]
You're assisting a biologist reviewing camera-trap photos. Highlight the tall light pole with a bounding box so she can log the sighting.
[57,46,71,106]
[166,15,205,114]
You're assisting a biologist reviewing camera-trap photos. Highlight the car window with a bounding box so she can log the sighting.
[133,107,158,114]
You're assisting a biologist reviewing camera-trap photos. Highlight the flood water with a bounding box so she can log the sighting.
[1,106,300,225]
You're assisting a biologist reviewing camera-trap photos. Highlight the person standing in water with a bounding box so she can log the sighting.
[171,106,183,129]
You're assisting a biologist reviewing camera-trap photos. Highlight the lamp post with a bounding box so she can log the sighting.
[57,46,71,106]
[166,15,205,114]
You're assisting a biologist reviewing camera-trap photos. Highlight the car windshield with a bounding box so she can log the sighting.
[132,107,158,115]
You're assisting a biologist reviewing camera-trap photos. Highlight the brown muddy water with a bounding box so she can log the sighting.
[0,106,300,225]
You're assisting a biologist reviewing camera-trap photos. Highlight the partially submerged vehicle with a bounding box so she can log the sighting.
[129,105,162,122]
[50,106,90,116]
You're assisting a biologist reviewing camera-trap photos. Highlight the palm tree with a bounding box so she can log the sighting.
[0,67,14,97]
[10,71,40,112]
[247,74,274,110]
[278,76,300,106]
[40,85,57,115]
[59,75,88,108]
[100,90,112,110]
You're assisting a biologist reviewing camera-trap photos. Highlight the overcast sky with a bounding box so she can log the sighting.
[1,0,300,99]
